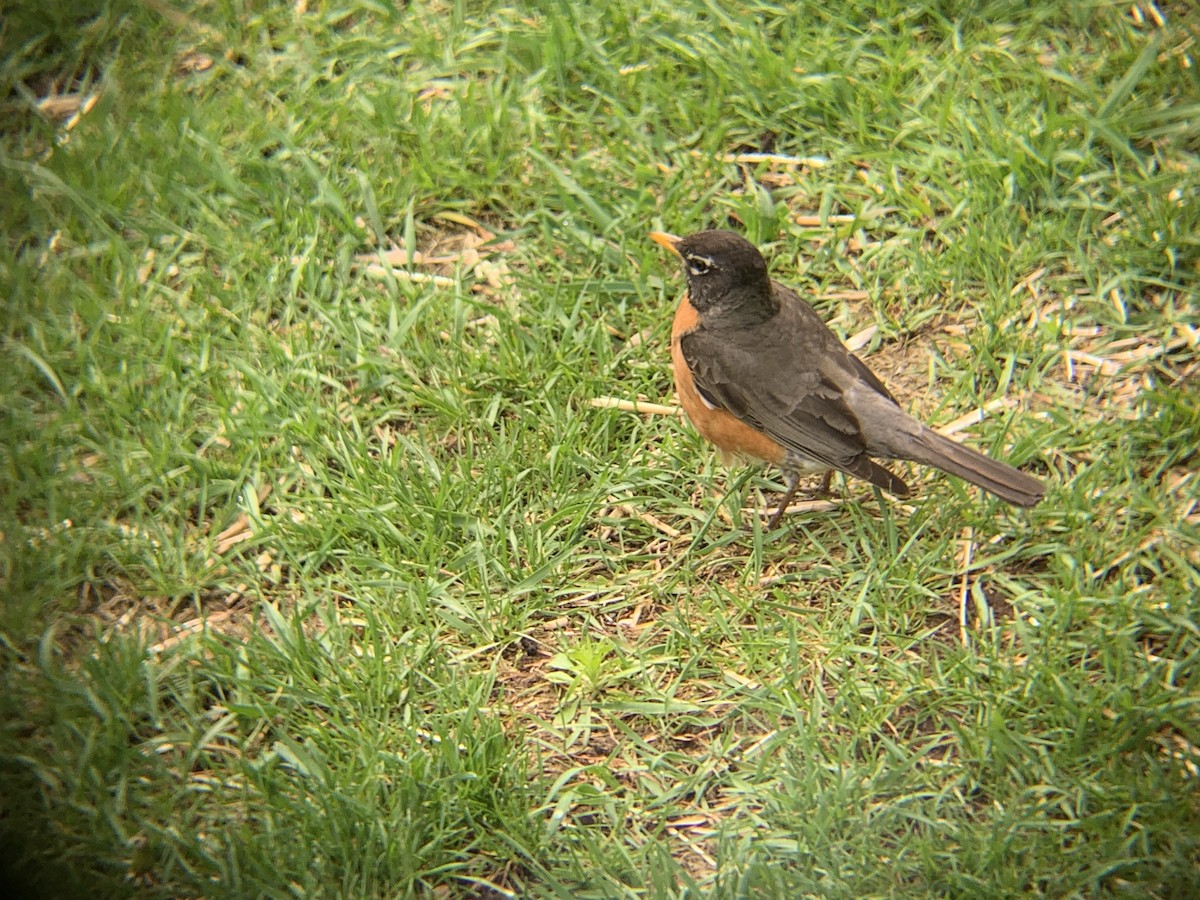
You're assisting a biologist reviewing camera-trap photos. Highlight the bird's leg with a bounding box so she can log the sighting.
[766,470,835,528]
[766,469,801,530]
[815,470,834,498]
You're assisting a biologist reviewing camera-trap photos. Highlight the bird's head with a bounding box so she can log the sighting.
[650,229,772,315]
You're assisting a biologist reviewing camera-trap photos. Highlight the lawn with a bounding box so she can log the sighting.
[2,0,1198,896]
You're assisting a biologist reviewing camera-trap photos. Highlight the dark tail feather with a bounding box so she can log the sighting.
[905,429,1044,507]
[864,461,911,498]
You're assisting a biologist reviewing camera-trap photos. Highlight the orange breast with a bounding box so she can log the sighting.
[671,294,788,466]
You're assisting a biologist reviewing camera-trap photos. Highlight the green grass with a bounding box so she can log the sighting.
[2,0,1198,896]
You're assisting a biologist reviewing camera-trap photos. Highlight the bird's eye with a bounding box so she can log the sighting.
[685,253,715,277]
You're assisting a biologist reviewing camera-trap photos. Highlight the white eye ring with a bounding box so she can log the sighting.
[685,254,715,276]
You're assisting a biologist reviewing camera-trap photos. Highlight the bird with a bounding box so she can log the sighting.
[650,229,1044,528]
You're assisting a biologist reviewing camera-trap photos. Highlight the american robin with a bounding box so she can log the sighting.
[650,229,1044,527]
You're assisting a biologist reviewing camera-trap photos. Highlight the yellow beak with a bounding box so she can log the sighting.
[649,231,682,257]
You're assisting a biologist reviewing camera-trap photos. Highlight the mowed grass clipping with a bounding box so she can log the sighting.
[2,0,1198,896]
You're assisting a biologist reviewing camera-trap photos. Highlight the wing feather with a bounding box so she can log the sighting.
[680,285,910,494]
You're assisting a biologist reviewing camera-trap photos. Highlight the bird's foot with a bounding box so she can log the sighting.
[765,470,835,529]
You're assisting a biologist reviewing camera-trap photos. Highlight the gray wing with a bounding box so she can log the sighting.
[681,291,911,494]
